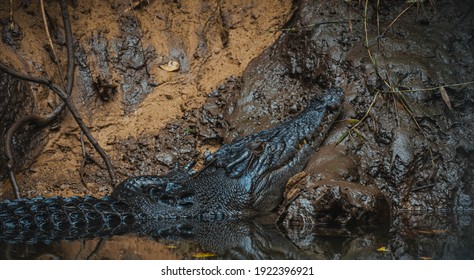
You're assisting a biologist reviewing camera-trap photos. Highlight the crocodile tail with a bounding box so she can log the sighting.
[0,196,138,244]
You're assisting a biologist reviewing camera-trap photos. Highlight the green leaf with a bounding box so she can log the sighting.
[336,130,350,146]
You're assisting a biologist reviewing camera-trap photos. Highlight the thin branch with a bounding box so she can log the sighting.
[381,3,414,37]
[268,20,352,32]
[337,90,380,146]
[86,238,107,260]
[353,90,380,131]
[394,90,424,134]
[79,131,88,188]
[364,0,378,76]
[40,0,66,88]
[59,0,75,95]
[385,81,474,93]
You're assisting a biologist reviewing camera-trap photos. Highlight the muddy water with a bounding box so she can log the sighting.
[1,211,473,260]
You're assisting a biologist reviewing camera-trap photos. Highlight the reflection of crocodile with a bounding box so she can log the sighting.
[0,88,343,243]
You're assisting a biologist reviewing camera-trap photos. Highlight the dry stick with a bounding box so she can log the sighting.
[79,131,88,188]
[0,63,117,186]
[376,0,380,37]
[380,3,414,37]
[270,20,350,32]
[363,0,378,76]
[386,81,474,93]
[87,238,107,260]
[337,90,380,146]
[40,0,66,88]
[75,240,85,260]
[353,90,380,131]
[394,90,424,133]
[59,0,75,96]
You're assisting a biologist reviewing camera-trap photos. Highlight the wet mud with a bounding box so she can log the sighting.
[0,0,473,259]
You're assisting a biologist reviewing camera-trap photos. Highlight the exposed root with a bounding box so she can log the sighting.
[0,0,117,198]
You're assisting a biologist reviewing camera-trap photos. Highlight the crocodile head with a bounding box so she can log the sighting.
[206,88,344,212]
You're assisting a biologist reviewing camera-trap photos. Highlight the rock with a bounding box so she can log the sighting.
[281,177,390,226]
[155,152,176,168]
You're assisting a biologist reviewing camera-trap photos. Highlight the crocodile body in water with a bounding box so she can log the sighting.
[0,88,343,243]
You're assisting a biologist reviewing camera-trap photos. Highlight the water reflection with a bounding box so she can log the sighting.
[1,211,473,259]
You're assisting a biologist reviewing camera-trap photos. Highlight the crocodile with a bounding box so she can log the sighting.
[0,88,343,243]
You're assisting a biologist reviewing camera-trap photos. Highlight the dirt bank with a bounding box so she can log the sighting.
[0,0,292,198]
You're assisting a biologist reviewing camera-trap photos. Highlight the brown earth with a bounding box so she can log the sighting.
[0,0,292,198]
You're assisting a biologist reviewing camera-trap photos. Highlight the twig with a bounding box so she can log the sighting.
[269,20,352,32]
[79,131,88,188]
[412,183,434,192]
[353,90,380,131]
[337,90,380,146]
[364,0,378,77]
[86,238,107,260]
[40,0,66,88]
[75,240,85,260]
[385,81,474,93]
[59,0,75,96]
[376,0,380,38]
[393,90,424,134]
[392,92,399,127]
[381,3,414,37]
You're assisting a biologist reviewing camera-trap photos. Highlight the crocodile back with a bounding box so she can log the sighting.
[0,196,137,244]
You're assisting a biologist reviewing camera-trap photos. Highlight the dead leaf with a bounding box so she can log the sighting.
[345,118,360,125]
[193,252,217,258]
[159,60,180,72]
[416,229,449,235]
[376,246,390,252]
[440,86,452,110]
[420,256,433,260]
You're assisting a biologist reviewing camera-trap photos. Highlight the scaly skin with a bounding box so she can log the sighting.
[0,88,343,243]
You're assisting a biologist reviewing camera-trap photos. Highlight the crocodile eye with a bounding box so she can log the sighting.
[249,141,265,155]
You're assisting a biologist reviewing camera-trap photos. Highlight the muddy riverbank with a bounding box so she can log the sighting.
[0,0,473,259]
